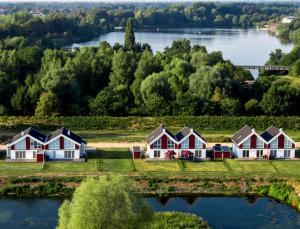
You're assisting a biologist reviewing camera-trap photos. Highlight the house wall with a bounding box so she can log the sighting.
[45,150,80,160]
[10,150,38,160]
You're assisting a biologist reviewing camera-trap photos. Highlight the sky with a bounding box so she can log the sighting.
[0,0,298,2]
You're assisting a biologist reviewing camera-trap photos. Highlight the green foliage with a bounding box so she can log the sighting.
[35,92,59,116]
[177,160,186,171]
[57,176,154,229]
[150,212,211,229]
[124,18,135,50]
[244,99,261,115]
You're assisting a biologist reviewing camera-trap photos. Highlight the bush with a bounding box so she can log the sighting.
[150,212,211,229]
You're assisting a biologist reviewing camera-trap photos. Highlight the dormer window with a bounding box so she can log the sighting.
[153,139,161,149]
[182,138,189,149]
[284,138,292,148]
[167,139,175,148]
[243,138,250,149]
[30,139,42,149]
[270,138,278,149]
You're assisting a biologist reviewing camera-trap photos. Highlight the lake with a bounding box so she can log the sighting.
[0,197,299,229]
[67,28,293,66]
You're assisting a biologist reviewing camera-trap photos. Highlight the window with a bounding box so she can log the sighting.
[284,138,292,149]
[154,150,160,158]
[167,139,175,149]
[33,151,36,159]
[284,150,291,158]
[195,139,202,149]
[243,150,249,157]
[243,139,250,149]
[15,140,25,150]
[53,151,56,159]
[30,139,42,149]
[270,139,278,149]
[15,151,26,159]
[7,149,11,158]
[64,151,75,159]
[49,139,60,149]
[195,150,202,158]
[153,139,161,149]
[270,150,277,158]
[182,139,189,149]
[64,139,75,149]
[256,139,264,149]
[256,150,263,158]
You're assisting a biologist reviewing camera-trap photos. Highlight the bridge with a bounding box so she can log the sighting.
[236,65,290,71]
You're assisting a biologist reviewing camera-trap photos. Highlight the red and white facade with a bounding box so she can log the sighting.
[146,125,206,159]
[6,128,86,162]
[232,126,295,159]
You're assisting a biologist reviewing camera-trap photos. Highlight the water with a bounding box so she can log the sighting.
[0,197,299,229]
[67,28,293,66]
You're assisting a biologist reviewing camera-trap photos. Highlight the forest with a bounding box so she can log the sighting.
[0,17,300,117]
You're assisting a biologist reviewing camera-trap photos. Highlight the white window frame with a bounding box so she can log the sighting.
[49,139,60,150]
[167,139,175,149]
[270,150,277,158]
[256,150,263,158]
[182,138,189,149]
[53,151,56,159]
[15,151,26,159]
[284,138,292,149]
[64,150,75,159]
[33,151,36,159]
[153,139,161,149]
[15,139,26,150]
[64,139,75,149]
[270,139,278,149]
[154,150,160,158]
[243,138,250,149]
[195,150,202,158]
[195,138,202,149]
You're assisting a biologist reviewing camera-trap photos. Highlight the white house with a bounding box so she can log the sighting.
[6,127,87,162]
[231,125,295,159]
[146,125,207,160]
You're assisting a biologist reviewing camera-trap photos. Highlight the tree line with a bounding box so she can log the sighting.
[1,18,300,117]
[0,2,295,49]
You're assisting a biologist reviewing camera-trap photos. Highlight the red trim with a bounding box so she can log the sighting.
[278,134,284,149]
[189,134,195,149]
[26,137,30,150]
[11,145,15,150]
[250,134,256,149]
[75,144,79,149]
[60,137,64,149]
[161,134,168,149]
[203,144,206,149]
[292,143,295,148]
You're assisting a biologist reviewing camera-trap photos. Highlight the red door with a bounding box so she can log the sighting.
[37,154,44,163]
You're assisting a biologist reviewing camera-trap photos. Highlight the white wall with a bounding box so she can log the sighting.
[45,150,80,160]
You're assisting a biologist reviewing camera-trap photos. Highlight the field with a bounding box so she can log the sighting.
[0,148,299,178]
[2,129,300,144]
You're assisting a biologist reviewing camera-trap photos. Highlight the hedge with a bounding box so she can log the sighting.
[0,116,300,131]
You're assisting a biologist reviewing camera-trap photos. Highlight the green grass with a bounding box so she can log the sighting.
[0,161,43,176]
[134,160,180,172]
[184,161,229,172]
[97,159,134,173]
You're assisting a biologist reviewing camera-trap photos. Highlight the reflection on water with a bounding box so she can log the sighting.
[66,28,293,66]
[0,196,299,229]
[147,196,300,229]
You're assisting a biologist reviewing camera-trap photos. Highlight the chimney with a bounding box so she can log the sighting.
[279,128,283,133]
[21,131,24,136]
[191,128,193,132]
[252,128,255,133]
[68,130,70,135]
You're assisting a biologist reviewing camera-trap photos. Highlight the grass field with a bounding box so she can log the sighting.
[0,148,299,177]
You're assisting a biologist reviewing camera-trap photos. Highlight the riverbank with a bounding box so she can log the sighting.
[0,175,299,212]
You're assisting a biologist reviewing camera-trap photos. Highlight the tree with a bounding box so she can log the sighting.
[10,86,30,115]
[124,18,135,50]
[35,92,59,116]
[290,59,300,77]
[260,80,300,115]
[140,72,173,115]
[220,98,241,115]
[244,98,261,115]
[57,176,153,229]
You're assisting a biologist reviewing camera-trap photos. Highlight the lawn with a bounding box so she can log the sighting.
[0,161,43,176]
[134,160,180,172]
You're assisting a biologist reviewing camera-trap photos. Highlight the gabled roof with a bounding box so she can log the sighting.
[175,127,206,142]
[146,125,175,144]
[261,126,280,142]
[10,127,46,144]
[231,125,253,145]
[46,127,87,145]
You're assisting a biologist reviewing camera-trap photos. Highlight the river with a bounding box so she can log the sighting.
[0,197,299,229]
[67,28,293,66]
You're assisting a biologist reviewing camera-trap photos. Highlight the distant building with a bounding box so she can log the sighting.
[231,125,295,159]
[146,125,207,160]
[0,7,11,15]
[282,16,297,24]
[6,127,87,162]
